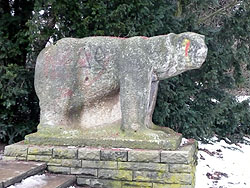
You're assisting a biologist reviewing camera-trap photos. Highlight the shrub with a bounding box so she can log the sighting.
[0,64,39,143]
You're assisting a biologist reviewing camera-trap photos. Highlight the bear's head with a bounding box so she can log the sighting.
[153,32,208,80]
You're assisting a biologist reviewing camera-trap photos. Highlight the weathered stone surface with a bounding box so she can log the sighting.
[4,144,27,158]
[48,166,71,174]
[61,159,81,167]
[27,155,51,162]
[2,156,16,161]
[101,149,128,161]
[53,147,77,159]
[71,168,97,176]
[81,160,117,169]
[153,183,193,188]
[118,162,168,172]
[122,181,152,188]
[161,151,189,164]
[78,147,100,160]
[2,143,197,187]
[35,32,207,136]
[133,171,168,183]
[133,171,192,184]
[98,169,132,181]
[25,125,182,150]
[28,146,53,155]
[169,164,192,173]
[0,161,46,188]
[47,158,62,166]
[161,143,197,164]
[77,177,122,187]
[128,150,160,162]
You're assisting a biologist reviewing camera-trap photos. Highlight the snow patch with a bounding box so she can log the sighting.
[180,137,189,146]
[196,137,250,188]
[237,95,250,103]
[39,10,45,15]
[7,174,47,188]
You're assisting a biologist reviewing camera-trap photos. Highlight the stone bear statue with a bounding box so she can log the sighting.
[35,32,207,132]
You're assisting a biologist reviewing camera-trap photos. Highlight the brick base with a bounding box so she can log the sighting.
[3,141,197,188]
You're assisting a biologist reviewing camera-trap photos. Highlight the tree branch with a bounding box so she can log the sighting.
[198,0,238,24]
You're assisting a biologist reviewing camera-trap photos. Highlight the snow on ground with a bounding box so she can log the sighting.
[7,174,47,188]
[195,136,250,188]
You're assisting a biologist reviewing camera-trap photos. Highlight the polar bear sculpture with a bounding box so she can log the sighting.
[35,32,207,132]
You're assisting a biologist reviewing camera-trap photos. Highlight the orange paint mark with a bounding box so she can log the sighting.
[185,40,190,57]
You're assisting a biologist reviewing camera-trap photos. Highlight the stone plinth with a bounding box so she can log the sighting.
[24,124,182,150]
[3,140,198,188]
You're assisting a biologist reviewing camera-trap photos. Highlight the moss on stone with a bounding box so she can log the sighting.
[122,181,152,187]
[167,173,192,185]
[25,123,182,150]
[27,155,52,162]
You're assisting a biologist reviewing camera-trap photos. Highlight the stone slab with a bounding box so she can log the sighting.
[2,174,75,188]
[4,143,28,158]
[77,177,122,187]
[47,166,71,174]
[78,147,100,160]
[98,169,132,181]
[161,142,197,164]
[38,174,76,188]
[0,161,46,187]
[24,124,182,150]
[27,155,52,162]
[133,171,192,184]
[53,147,78,159]
[101,149,128,161]
[118,162,168,172]
[153,183,193,188]
[28,146,53,155]
[81,160,117,169]
[128,149,160,162]
[122,181,153,188]
[71,168,97,176]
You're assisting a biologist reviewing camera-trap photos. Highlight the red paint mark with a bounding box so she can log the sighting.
[85,51,92,62]
[84,55,111,88]
[44,55,52,77]
[185,40,190,57]
[61,89,73,98]
[140,36,148,39]
[78,58,87,67]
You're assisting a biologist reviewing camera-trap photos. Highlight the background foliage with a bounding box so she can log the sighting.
[0,0,249,144]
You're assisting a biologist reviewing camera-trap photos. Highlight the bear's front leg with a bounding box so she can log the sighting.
[144,71,159,129]
[119,58,156,132]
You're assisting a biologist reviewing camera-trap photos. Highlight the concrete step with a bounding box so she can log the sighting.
[0,161,46,188]
[0,161,76,188]
[8,174,76,188]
